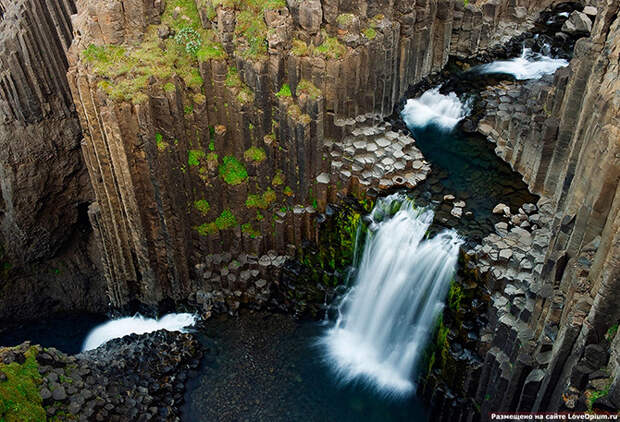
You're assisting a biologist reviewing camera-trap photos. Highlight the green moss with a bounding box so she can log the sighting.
[244,147,266,163]
[188,149,206,166]
[296,80,322,100]
[0,347,46,422]
[262,0,286,9]
[81,0,225,104]
[291,39,310,56]
[219,156,248,185]
[194,222,218,236]
[235,9,268,58]
[276,83,292,98]
[448,282,464,312]
[315,32,347,59]
[284,186,293,197]
[245,188,276,209]
[163,82,176,92]
[363,27,377,39]
[606,323,618,341]
[156,133,170,152]
[336,13,355,26]
[272,170,284,186]
[287,104,311,125]
[588,382,612,411]
[256,211,264,221]
[194,199,211,215]
[215,209,237,229]
[241,223,261,238]
[225,67,255,104]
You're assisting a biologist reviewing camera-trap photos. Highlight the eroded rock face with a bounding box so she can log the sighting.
[65,0,557,310]
[0,0,105,321]
[455,0,620,415]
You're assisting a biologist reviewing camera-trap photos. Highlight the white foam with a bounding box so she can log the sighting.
[81,313,197,352]
[477,48,568,80]
[321,195,463,397]
[401,87,470,130]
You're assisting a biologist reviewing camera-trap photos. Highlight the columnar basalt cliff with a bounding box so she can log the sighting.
[0,0,105,321]
[1,0,618,418]
[65,0,557,310]
[432,0,619,416]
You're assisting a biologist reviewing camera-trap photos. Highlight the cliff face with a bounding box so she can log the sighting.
[66,0,555,309]
[463,0,619,414]
[0,0,105,321]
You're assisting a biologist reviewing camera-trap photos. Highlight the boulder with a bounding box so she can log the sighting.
[582,6,597,17]
[561,11,592,35]
[493,203,510,215]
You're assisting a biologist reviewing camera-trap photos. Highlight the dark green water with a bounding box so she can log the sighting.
[183,312,429,422]
[408,124,537,219]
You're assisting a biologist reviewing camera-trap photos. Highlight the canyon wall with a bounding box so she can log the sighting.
[460,0,619,415]
[66,0,555,309]
[0,0,105,321]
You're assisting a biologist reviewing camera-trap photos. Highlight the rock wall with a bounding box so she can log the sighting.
[0,0,105,321]
[461,0,620,415]
[66,0,557,309]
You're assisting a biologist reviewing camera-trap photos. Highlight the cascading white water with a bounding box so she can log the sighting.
[401,87,471,130]
[81,313,197,352]
[321,195,463,396]
[476,47,568,80]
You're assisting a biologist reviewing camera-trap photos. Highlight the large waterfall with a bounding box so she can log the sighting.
[321,196,463,396]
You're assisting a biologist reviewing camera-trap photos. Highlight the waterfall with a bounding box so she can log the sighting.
[476,47,568,80]
[82,313,197,352]
[321,195,463,396]
[401,87,470,130]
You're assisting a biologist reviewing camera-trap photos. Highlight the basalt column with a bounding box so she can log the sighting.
[0,0,105,321]
[66,0,564,309]
[467,0,620,415]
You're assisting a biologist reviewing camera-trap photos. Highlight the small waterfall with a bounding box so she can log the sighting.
[401,87,471,130]
[476,47,568,80]
[82,313,197,352]
[321,195,463,396]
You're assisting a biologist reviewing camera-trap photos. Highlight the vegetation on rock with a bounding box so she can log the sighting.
[219,156,248,185]
[0,346,45,422]
[244,147,266,163]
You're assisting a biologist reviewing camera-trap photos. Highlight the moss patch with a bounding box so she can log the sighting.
[194,199,211,215]
[244,147,266,163]
[188,149,206,167]
[246,188,276,209]
[215,209,238,229]
[276,83,292,98]
[81,0,224,104]
[241,223,261,238]
[219,156,248,185]
[296,80,321,100]
[0,347,46,422]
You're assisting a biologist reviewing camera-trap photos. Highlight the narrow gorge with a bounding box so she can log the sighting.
[0,0,618,420]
